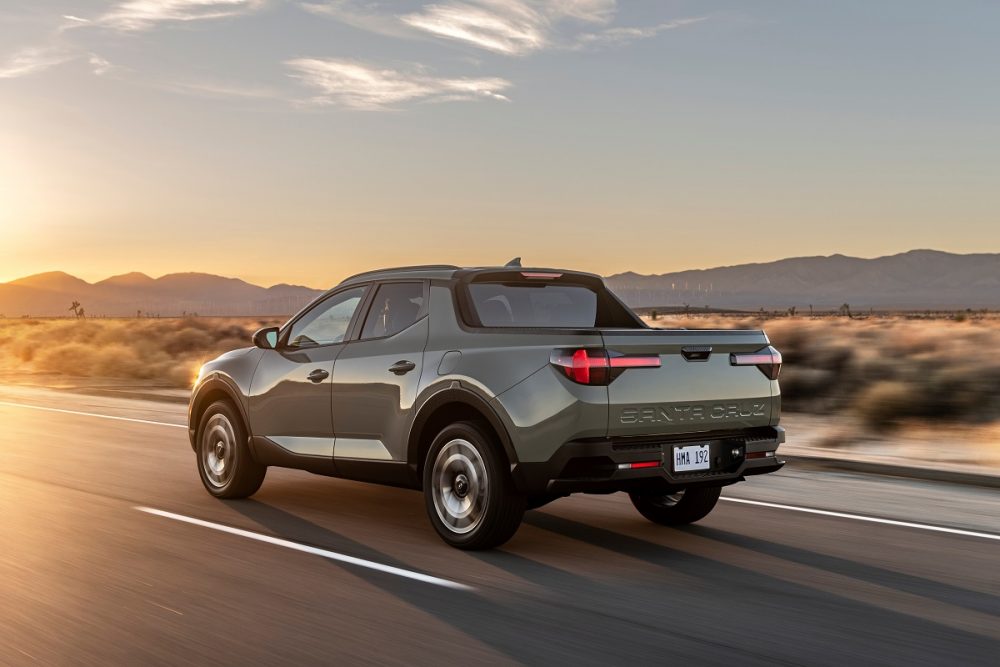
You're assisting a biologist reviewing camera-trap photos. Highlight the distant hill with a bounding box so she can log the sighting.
[605,250,1000,310]
[0,272,324,317]
[1,249,997,317]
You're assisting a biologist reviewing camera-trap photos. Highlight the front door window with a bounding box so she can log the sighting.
[286,287,366,348]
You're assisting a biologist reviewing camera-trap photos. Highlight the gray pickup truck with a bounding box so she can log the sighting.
[189,263,784,549]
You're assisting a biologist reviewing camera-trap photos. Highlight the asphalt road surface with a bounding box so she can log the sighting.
[1,386,998,666]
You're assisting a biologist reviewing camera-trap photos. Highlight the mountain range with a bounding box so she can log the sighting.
[605,250,1000,310]
[0,271,324,317]
[0,250,997,317]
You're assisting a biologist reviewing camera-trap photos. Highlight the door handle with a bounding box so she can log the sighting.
[307,368,330,383]
[389,360,416,375]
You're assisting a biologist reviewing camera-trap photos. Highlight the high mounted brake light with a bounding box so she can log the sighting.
[730,345,782,380]
[520,272,563,279]
[550,348,661,385]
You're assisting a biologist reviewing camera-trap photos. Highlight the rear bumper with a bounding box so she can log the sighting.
[512,426,785,496]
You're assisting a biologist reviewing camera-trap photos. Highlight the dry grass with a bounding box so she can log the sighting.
[0,317,281,388]
[2,315,998,433]
[645,313,1000,431]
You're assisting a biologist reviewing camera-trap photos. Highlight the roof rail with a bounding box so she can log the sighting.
[339,264,461,284]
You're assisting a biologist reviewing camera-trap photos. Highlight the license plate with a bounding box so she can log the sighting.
[673,444,711,472]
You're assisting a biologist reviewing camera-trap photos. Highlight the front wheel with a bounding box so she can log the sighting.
[423,421,525,550]
[629,486,721,526]
[196,400,266,499]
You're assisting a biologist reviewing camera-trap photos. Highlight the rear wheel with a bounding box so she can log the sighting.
[629,486,721,526]
[196,400,266,499]
[423,421,525,550]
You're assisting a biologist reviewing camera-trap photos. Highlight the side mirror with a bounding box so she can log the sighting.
[252,326,280,350]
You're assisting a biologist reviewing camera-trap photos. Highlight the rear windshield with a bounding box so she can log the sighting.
[467,283,602,328]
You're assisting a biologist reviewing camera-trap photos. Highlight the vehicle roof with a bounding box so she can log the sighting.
[337,264,601,287]
[338,265,461,285]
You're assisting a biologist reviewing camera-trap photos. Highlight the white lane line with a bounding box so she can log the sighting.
[0,400,186,429]
[722,497,1000,542]
[135,507,473,591]
[148,601,184,616]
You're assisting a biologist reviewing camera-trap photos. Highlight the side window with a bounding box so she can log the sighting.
[286,287,366,348]
[360,282,424,339]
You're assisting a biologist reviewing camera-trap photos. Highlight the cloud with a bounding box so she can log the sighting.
[0,45,114,78]
[575,16,707,47]
[98,0,266,31]
[88,54,113,75]
[2,2,265,82]
[312,1,699,56]
[0,45,115,79]
[300,1,411,38]
[156,77,282,99]
[542,0,615,23]
[0,46,74,78]
[400,2,549,55]
[285,58,511,109]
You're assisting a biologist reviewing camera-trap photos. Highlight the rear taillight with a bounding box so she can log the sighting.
[550,348,661,385]
[730,345,782,380]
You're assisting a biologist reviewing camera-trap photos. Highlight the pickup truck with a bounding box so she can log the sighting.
[189,263,784,549]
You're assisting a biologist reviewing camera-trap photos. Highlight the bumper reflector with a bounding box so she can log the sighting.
[618,460,661,470]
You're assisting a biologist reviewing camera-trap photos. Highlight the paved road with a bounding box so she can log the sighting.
[1,387,998,665]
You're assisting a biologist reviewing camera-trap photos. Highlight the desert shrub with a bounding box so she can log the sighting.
[34,342,95,376]
[854,381,916,431]
[806,345,856,373]
[212,324,250,341]
[777,368,837,411]
[215,336,249,351]
[89,343,145,378]
[662,314,1000,427]
[163,327,215,354]
[14,341,35,363]
[161,361,200,387]
[3,314,1000,421]
[0,317,283,385]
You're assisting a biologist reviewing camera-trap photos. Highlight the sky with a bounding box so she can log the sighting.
[1,1,998,288]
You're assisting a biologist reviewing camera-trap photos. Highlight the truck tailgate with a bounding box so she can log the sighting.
[600,329,778,438]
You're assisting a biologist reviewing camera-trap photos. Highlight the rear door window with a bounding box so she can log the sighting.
[468,283,597,328]
[360,282,425,339]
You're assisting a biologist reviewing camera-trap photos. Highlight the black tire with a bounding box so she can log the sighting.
[423,421,526,550]
[629,486,721,526]
[196,400,266,499]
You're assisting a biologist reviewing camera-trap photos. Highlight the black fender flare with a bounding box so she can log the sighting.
[406,383,519,470]
[188,374,250,449]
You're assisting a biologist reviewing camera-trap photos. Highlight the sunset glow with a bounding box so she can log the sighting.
[1,1,998,287]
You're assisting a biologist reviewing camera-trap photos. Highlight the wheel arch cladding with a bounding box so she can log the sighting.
[190,380,248,449]
[407,389,518,473]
